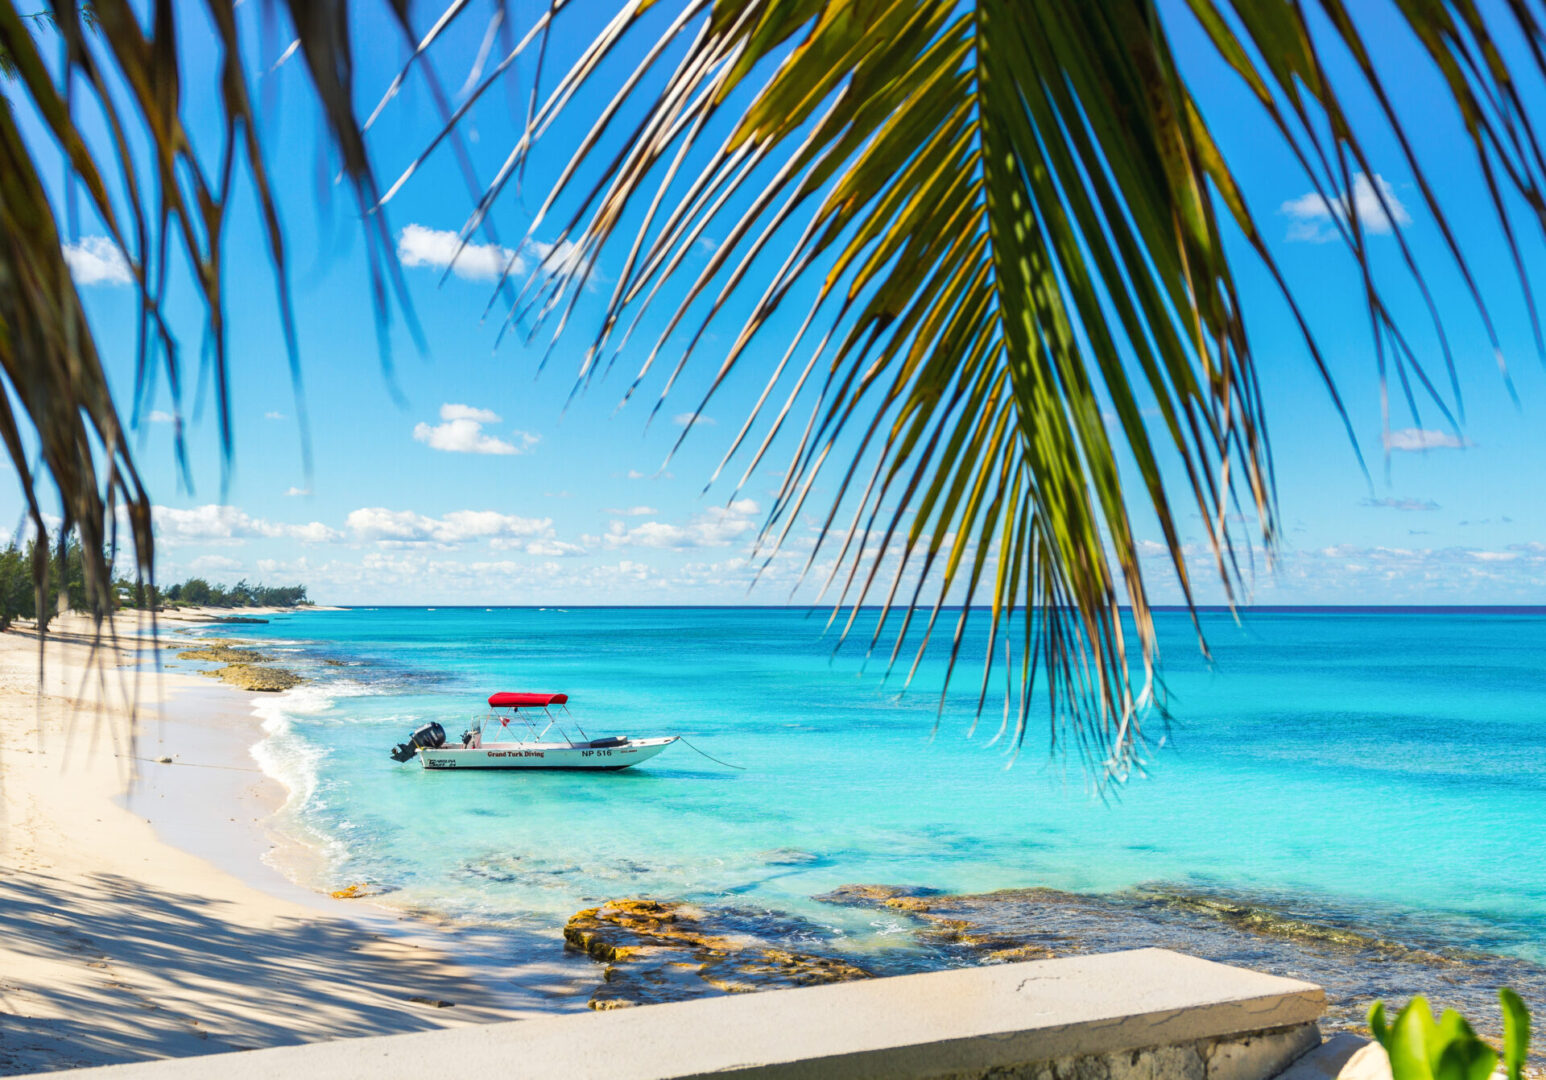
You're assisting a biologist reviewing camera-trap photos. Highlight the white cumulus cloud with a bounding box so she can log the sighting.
[605,506,658,517]
[413,403,538,455]
[1383,428,1468,452]
[396,226,595,286]
[1281,173,1411,243]
[62,236,132,286]
[150,504,341,545]
[146,410,175,424]
[285,521,343,544]
[440,403,500,423]
[672,413,715,428]
[397,224,522,282]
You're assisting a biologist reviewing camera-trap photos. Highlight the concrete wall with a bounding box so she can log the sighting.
[35,948,1328,1080]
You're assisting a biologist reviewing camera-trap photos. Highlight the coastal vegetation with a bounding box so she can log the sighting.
[0,535,307,629]
[0,535,100,629]
[151,578,309,610]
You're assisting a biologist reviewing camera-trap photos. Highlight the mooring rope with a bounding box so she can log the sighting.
[677,736,746,771]
[131,755,266,774]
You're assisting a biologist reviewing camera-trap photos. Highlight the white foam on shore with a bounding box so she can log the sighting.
[247,678,394,880]
[249,686,332,807]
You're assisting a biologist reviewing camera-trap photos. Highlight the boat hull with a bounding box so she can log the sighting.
[419,736,676,771]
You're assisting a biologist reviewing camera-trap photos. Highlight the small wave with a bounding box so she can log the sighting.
[246,687,361,881]
[249,692,328,811]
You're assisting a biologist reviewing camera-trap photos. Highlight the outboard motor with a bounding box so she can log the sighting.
[390,721,446,762]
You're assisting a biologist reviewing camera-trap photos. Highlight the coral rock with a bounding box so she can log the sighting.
[564,898,869,1010]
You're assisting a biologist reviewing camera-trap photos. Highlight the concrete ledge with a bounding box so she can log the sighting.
[38,948,1326,1080]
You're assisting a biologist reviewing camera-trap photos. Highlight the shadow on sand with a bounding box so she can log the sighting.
[0,869,531,1075]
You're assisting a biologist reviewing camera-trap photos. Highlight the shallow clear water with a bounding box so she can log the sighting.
[197,607,1546,966]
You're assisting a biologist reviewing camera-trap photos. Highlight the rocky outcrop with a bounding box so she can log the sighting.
[201,663,302,691]
[177,644,274,664]
[563,899,870,1010]
[178,641,301,691]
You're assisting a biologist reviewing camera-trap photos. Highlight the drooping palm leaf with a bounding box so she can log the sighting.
[375,0,1546,779]
[6,0,1546,782]
[0,0,419,626]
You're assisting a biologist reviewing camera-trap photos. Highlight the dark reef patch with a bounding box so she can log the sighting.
[563,899,870,1009]
[816,882,1545,1049]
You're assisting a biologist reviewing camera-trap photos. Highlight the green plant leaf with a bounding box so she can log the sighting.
[1371,1001,1392,1048]
[1388,997,1439,1080]
[1500,988,1530,1080]
[1431,1034,1496,1080]
[1433,1008,1480,1060]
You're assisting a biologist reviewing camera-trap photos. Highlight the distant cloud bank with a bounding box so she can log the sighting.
[346,507,581,556]
[150,504,339,545]
[603,499,759,550]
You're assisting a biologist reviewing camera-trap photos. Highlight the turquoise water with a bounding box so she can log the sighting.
[199,607,1546,965]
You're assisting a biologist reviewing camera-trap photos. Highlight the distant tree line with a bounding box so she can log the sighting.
[0,534,309,630]
[157,578,309,609]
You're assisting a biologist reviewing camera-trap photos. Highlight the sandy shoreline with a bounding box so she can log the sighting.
[0,609,589,1076]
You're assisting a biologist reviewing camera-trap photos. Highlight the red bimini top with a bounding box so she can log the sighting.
[488,692,568,708]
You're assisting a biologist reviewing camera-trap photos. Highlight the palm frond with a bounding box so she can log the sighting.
[6,0,1546,784]
[374,0,1546,780]
[397,0,1274,779]
[0,0,411,627]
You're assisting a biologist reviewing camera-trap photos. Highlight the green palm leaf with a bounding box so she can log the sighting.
[0,0,414,626]
[6,0,1546,782]
[385,0,1546,778]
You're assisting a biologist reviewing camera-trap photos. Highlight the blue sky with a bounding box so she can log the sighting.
[11,1,1546,605]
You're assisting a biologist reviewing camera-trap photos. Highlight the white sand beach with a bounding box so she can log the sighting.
[0,611,586,1075]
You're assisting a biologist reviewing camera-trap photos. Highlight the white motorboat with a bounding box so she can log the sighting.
[389,692,677,771]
